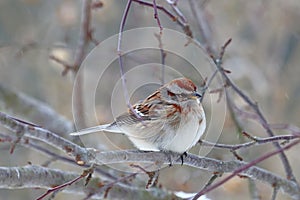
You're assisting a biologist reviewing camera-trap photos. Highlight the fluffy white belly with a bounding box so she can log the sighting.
[165,113,206,153]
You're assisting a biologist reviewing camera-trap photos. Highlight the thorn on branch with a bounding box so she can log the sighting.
[104,186,113,199]
[209,84,229,103]
[49,55,74,76]
[146,171,159,189]
[201,77,208,87]
[183,25,193,38]
[130,164,160,189]
[222,68,231,73]
[230,149,243,161]
[91,1,103,9]
[84,166,95,186]
[10,122,26,154]
[237,174,248,179]
[242,131,258,142]
[220,38,232,60]
[88,28,100,46]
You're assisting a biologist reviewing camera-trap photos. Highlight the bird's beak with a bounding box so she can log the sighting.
[190,92,202,100]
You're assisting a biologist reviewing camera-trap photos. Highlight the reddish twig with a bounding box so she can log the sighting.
[193,139,300,199]
[91,1,103,9]
[132,0,193,37]
[36,167,94,200]
[153,0,163,31]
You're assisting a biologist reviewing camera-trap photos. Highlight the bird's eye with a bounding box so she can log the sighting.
[167,91,176,97]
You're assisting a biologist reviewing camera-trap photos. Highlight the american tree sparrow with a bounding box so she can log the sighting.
[71,77,206,154]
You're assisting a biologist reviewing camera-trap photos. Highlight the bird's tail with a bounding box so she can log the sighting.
[70,124,114,136]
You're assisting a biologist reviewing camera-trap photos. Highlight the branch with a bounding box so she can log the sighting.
[192,139,300,200]
[0,132,122,184]
[212,39,299,184]
[0,165,177,200]
[0,111,91,165]
[199,134,298,151]
[72,0,93,128]
[118,0,147,122]
[153,0,163,31]
[73,0,92,72]
[132,0,193,37]
[0,112,299,198]
[188,0,215,55]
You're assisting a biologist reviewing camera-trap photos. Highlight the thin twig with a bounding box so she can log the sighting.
[118,0,144,121]
[199,134,298,151]
[269,123,300,135]
[213,39,298,183]
[132,0,193,37]
[73,0,92,72]
[188,0,215,55]
[271,185,279,200]
[199,68,218,102]
[153,0,163,31]
[49,55,74,76]
[83,172,139,200]
[192,139,300,200]
[36,168,93,200]
[199,173,222,192]
[166,0,188,24]
[73,0,93,128]
[154,33,166,85]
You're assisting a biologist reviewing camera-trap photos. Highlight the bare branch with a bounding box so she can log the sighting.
[132,0,193,37]
[192,139,300,200]
[0,112,299,198]
[153,0,163,31]
[0,165,176,200]
[154,32,167,85]
[188,0,215,55]
[73,0,92,72]
[49,55,74,76]
[199,134,298,151]
[72,0,94,129]
[212,38,299,184]
[0,112,91,165]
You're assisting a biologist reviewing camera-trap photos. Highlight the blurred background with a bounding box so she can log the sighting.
[0,0,300,199]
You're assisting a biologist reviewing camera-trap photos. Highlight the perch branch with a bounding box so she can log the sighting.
[0,112,299,198]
